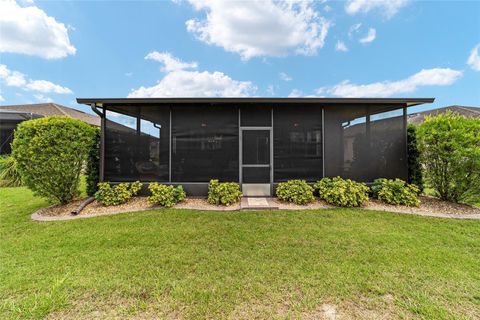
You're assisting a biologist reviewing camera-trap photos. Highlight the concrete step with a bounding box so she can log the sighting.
[240,197,279,210]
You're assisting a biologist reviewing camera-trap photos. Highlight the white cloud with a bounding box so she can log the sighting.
[345,0,409,18]
[279,72,292,81]
[335,40,348,52]
[0,0,76,59]
[467,44,480,71]
[317,68,463,97]
[185,0,330,60]
[323,5,332,13]
[0,95,4,102]
[266,85,275,96]
[129,53,255,97]
[34,94,53,102]
[348,23,362,38]
[145,51,198,72]
[288,89,303,97]
[0,64,73,94]
[359,28,376,44]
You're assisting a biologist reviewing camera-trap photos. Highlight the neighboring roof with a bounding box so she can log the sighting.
[77,97,434,108]
[0,103,100,126]
[407,105,480,125]
[0,109,43,122]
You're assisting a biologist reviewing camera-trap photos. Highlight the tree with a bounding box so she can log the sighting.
[417,111,480,203]
[12,116,96,204]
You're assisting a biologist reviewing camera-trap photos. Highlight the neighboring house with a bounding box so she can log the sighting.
[77,97,433,196]
[407,105,480,125]
[0,103,100,154]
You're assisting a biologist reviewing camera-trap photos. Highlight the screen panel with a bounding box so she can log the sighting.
[172,105,238,182]
[242,130,270,165]
[273,105,323,182]
[104,106,169,182]
[324,105,407,182]
[243,167,270,183]
[240,106,271,127]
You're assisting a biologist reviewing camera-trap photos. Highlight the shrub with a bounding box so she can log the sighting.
[407,124,423,193]
[148,183,186,207]
[276,180,315,205]
[12,116,96,204]
[0,155,22,187]
[85,128,100,196]
[372,178,420,206]
[417,112,480,203]
[314,177,369,207]
[207,179,242,206]
[95,181,142,206]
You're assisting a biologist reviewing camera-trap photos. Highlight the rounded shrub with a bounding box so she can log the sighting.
[12,116,96,204]
[372,178,420,206]
[417,111,480,203]
[95,181,143,206]
[207,179,242,206]
[314,177,369,207]
[148,183,186,208]
[276,179,315,205]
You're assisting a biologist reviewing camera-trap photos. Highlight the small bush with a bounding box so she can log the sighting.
[148,183,186,207]
[372,178,420,206]
[207,179,242,206]
[85,128,100,196]
[276,180,315,205]
[95,181,142,206]
[314,177,369,207]
[12,116,96,204]
[0,155,22,187]
[407,125,423,193]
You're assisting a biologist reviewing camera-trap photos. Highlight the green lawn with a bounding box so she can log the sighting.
[0,187,479,319]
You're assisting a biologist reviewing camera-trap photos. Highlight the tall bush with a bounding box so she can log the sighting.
[85,128,100,196]
[417,112,480,203]
[12,116,96,204]
[407,124,423,193]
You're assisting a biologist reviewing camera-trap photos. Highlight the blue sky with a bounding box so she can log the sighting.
[0,0,479,115]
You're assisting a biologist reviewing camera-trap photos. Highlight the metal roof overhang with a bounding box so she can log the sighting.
[77,97,434,108]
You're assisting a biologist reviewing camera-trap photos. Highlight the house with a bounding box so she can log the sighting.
[0,103,100,154]
[407,105,479,125]
[77,97,434,196]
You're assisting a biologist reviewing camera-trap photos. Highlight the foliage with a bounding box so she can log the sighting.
[0,155,23,187]
[85,128,100,196]
[372,178,420,206]
[407,124,423,193]
[314,177,369,207]
[207,179,242,206]
[417,111,480,203]
[12,116,96,204]
[275,179,315,205]
[95,181,142,206]
[148,183,186,207]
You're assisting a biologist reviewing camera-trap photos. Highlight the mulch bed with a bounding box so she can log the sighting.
[33,196,480,221]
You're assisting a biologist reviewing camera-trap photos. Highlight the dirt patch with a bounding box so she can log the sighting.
[365,196,480,216]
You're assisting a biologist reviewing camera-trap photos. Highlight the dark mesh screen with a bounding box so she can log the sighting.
[273,105,323,182]
[104,106,170,182]
[242,130,270,165]
[172,105,238,182]
[369,106,406,180]
[241,106,271,127]
[324,105,406,182]
[0,121,18,155]
[243,167,270,183]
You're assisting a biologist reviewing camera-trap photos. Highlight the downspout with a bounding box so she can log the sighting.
[91,103,105,182]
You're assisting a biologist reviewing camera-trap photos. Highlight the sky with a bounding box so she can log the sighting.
[0,0,479,116]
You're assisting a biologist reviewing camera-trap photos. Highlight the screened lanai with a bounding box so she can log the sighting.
[77,98,434,196]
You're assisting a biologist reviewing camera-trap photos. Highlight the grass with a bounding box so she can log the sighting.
[1,187,479,319]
